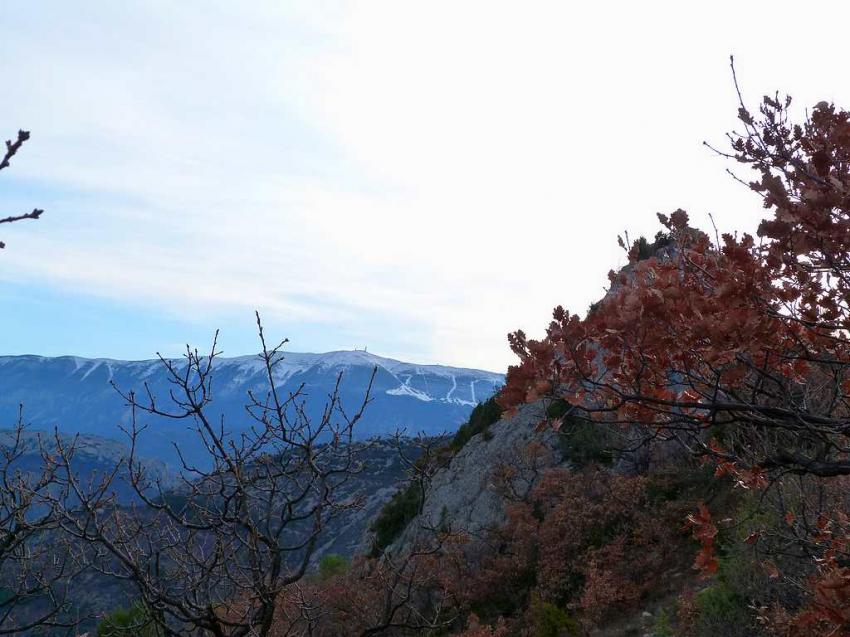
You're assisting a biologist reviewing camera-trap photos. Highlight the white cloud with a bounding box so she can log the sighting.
[2,1,850,371]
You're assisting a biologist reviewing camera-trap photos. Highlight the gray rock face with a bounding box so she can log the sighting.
[390,401,564,553]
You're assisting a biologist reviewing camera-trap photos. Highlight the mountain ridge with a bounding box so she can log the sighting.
[0,350,503,469]
[0,349,502,371]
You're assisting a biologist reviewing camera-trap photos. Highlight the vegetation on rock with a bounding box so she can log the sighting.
[13,64,850,636]
[498,62,850,634]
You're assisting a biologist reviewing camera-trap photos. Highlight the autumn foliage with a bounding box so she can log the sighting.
[279,74,850,635]
[425,465,705,634]
[37,72,850,636]
[497,68,850,633]
[295,469,691,634]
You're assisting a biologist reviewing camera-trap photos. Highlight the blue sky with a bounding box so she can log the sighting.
[3,1,850,371]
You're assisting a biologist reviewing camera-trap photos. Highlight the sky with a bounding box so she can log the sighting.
[2,1,850,373]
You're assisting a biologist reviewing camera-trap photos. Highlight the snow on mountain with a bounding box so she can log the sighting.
[0,351,503,469]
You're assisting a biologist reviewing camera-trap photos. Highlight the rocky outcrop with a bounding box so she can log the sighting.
[389,401,563,553]
[384,397,681,557]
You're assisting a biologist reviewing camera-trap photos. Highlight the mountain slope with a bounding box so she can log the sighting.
[0,351,502,468]
[0,428,175,503]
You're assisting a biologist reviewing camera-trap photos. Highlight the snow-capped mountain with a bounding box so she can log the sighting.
[0,351,503,468]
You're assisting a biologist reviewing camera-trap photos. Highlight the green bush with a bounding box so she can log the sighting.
[690,581,751,637]
[631,231,673,261]
[98,602,159,636]
[651,609,674,637]
[528,599,580,637]
[548,400,615,467]
[449,397,503,453]
[645,464,716,505]
[317,553,350,580]
[545,399,572,421]
[370,481,424,554]
[714,507,789,623]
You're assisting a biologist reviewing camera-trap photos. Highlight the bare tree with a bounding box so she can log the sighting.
[53,313,376,636]
[0,130,43,249]
[0,412,82,635]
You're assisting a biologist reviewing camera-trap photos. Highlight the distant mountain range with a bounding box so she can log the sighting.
[0,351,503,468]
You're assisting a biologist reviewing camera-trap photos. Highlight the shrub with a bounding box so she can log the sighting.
[97,602,159,636]
[686,581,752,637]
[369,482,424,553]
[456,467,688,629]
[527,599,580,637]
[630,231,673,261]
[317,554,350,581]
[645,464,717,505]
[558,420,616,467]
[456,614,510,637]
[547,400,615,467]
[449,397,503,452]
[651,609,674,637]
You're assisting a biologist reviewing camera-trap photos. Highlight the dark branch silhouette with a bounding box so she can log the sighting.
[0,129,43,249]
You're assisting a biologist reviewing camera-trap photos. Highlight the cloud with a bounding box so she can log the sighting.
[2,1,850,371]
